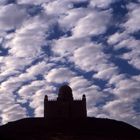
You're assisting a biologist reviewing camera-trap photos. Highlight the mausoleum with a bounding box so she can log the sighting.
[44,85,87,119]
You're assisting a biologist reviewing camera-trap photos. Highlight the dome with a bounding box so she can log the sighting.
[58,85,73,101]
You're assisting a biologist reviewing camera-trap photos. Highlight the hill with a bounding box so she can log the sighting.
[0,117,140,140]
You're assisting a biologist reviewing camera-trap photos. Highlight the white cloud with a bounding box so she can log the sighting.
[6,15,48,58]
[69,76,93,98]
[0,92,15,108]
[43,0,73,16]
[1,104,27,124]
[0,77,23,93]
[133,75,140,81]
[123,51,140,70]
[113,77,140,100]
[58,8,88,31]
[73,43,113,72]
[107,30,140,70]
[70,76,91,91]
[0,0,8,5]
[93,67,119,80]
[69,76,105,117]
[115,36,140,70]
[0,92,27,124]
[103,99,140,128]
[107,32,128,45]
[101,75,140,128]
[45,67,75,83]
[106,2,140,73]
[17,0,51,5]
[52,36,90,56]
[89,0,117,8]
[30,93,44,117]
[18,80,45,99]
[72,10,111,37]
[0,4,28,31]
[109,74,126,85]
[0,56,33,71]
[26,61,49,77]
[0,12,52,86]
[29,83,59,117]
[123,3,140,33]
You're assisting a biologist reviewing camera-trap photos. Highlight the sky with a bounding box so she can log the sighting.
[0,0,140,129]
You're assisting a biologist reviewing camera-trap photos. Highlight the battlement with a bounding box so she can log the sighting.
[47,99,57,102]
[47,98,83,102]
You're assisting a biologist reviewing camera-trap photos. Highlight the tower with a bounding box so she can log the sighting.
[44,85,87,119]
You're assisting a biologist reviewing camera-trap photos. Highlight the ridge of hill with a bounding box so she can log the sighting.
[0,117,140,140]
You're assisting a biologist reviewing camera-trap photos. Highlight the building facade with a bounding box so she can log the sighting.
[44,85,87,119]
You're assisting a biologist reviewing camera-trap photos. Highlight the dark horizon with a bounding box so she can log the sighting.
[0,0,140,130]
[0,116,140,140]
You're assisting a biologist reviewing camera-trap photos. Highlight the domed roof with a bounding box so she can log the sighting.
[58,85,73,101]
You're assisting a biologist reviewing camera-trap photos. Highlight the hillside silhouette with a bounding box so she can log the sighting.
[0,117,140,140]
[1,85,140,140]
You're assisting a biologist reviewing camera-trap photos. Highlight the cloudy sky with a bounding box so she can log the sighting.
[0,0,140,128]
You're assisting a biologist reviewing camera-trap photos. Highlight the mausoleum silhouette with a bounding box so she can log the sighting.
[44,85,87,119]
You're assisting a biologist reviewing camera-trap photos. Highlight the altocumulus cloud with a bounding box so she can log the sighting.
[0,0,140,129]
